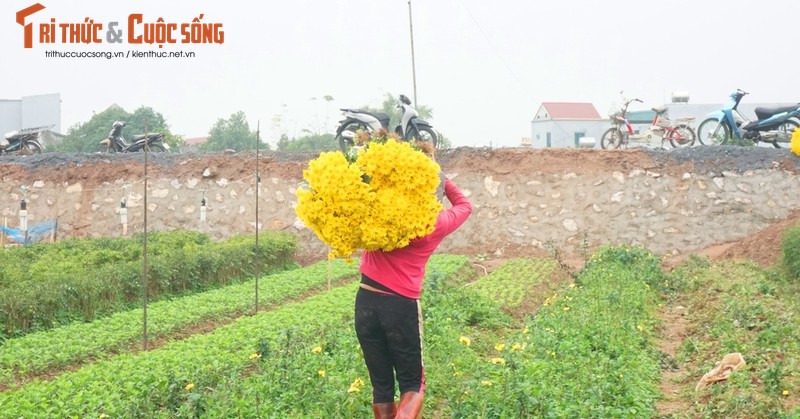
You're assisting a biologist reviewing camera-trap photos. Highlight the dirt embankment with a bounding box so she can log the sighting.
[1,146,799,267]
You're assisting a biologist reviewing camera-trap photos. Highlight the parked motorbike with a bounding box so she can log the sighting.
[334,94,438,154]
[696,89,800,148]
[601,97,696,149]
[0,128,45,155]
[97,121,170,153]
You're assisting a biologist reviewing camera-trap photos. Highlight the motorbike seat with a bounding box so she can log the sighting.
[340,109,391,127]
[651,106,668,114]
[131,134,147,141]
[131,133,162,141]
[754,105,798,121]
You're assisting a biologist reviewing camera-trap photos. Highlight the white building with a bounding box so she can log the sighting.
[530,102,605,148]
[0,93,62,138]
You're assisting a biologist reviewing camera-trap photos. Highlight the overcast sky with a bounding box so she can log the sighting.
[2,0,798,147]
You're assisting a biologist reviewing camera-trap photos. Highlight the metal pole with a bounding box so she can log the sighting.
[408,0,418,106]
[142,122,149,351]
[255,121,260,315]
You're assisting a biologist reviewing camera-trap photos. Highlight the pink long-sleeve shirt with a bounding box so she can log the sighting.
[359,178,473,299]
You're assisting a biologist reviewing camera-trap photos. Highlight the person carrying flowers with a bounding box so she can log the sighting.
[296,133,471,418]
[354,142,472,419]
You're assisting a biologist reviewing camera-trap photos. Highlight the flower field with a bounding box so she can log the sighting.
[0,237,799,417]
[0,260,359,388]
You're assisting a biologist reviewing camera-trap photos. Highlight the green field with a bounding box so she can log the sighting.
[0,233,799,418]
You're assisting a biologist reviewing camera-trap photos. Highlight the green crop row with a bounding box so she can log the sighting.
[0,255,470,417]
[114,254,488,417]
[668,257,800,417]
[0,259,360,387]
[782,226,800,280]
[445,246,663,417]
[0,230,297,339]
[470,257,559,310]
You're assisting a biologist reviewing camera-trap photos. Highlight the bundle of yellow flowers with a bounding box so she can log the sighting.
[791,127,800,157]
[296,134,443,259]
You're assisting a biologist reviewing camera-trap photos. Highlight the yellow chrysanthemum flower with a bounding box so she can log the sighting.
[495,343,506,351]
[248,353,261,360]
[490,357,506,365]
[312,346,323,354]
[185,383,195,391]
[295,138,442,259]
[459,336,471,347]
[792,128,800,156]
[348,378,365,393]
[318,370,326,378]
[481,380,493,387]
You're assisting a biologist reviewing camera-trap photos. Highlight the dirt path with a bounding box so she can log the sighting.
[655,298,690,416]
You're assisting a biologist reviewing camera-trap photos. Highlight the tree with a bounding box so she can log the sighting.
[277,131,337,152]
[56,105,173,152]
[201,111,267,152]
[436,131,453,149]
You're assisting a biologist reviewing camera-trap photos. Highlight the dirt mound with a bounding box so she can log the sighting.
[711,208,800,267]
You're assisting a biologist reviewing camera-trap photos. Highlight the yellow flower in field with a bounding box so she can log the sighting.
[248,353,261,360]
[99,415,109,419]
[511,343,523,352]
[791,128,800,156]
[549,351,556,357]
[522,327,529,334]
[568,283,576,289]
[783,390,789,396]
[459,336,471,347]
[453,371,463,377]
[312,346,323,354]
[185,383,195,391]
[562,306,571,312]
[348,378,365,393]
[490,358,506,365]
[318,370,326,378]
[637,324,644,332]
[495,343,506,351]
[481,380,493,387]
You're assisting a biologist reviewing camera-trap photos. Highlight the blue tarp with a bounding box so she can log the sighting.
[1,219,57,245]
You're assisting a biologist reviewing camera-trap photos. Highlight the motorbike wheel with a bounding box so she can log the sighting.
[667,125,696,148]
[336,122,370,155]
[96,144,114,153]
[600,127,623,149]
[697,118,731,145]
[145,143,168,152]
[407,126,439,149]
[770,119,800,149]
[21,141,43,154]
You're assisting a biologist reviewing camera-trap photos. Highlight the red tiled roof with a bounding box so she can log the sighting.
[541,102,602,120]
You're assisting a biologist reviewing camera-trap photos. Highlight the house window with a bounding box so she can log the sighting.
[574,132,585,147]
[546,132,552,147]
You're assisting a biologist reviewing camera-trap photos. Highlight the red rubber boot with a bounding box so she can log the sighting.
[395,391,423,419]
[372,402,397,419]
